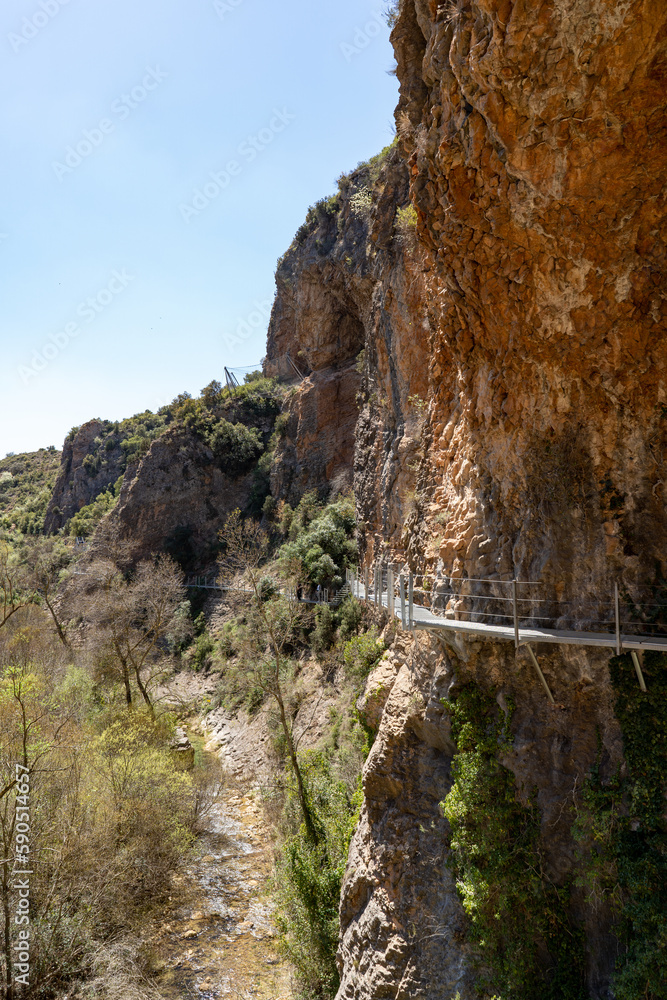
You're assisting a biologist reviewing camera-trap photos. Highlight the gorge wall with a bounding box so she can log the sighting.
[266,2,667,998]
[41,1,667,995]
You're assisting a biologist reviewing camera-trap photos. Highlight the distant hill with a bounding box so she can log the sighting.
[0,448,62,533]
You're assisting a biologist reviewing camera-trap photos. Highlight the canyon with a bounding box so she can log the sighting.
[36,1,667,997]
[264,2,667,996]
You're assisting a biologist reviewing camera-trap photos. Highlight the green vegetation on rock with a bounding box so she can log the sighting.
[574,652,667,1000]
[277,491,357,589]
[66,476,123,537]
[0,448,61,534]
[441,684,586,1000]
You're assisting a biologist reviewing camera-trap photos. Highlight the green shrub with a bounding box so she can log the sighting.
[337,597,363,639]
[217,621,239,658]
[206,419,263,474]
[278,493,357,588]
[67,487,120,538]
[312,604,336,654]
[188,631,215,671]
[395,203,418,246]
[343,629,384,683]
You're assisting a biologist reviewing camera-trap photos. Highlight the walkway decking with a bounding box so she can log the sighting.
[351,573,667,654]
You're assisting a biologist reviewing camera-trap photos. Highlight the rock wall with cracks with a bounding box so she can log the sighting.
[265,1,667,997]
[394,0,667,608]
[265,145,431,526]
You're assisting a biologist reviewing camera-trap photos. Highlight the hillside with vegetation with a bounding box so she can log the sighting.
[0,448,61,534]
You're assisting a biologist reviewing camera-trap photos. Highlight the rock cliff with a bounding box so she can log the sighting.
[266,2,667,998]
[265,144,431,517]
[44,420,122,532]
[391,0,667,606]
[106,424,259,566]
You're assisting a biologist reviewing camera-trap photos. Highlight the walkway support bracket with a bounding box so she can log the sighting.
[512,579,519,649]
[524,644,555,704]
[615,582,622,656]
[399,574,406,629]
[631,650,647,692]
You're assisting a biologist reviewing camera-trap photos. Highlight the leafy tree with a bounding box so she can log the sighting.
[278,493,357,589]
[207,419,263,473]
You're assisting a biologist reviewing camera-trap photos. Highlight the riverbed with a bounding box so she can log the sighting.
[149,775,292,999]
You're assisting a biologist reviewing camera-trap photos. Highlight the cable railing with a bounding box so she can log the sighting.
[348,566,667,639]
[344,565,667,697]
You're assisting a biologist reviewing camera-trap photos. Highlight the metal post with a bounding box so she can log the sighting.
[631,650,647,692]
[525,644,555,704]
[408,572,414,631]
[387,566,394,616]
[512,579,519,650]
[615,583,622,656]
[374,565,379,608]
[399,574,406,629]
[364,566,369,603]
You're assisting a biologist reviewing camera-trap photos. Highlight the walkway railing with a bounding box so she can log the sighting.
[346,566,667,696]
[185,574,338,605]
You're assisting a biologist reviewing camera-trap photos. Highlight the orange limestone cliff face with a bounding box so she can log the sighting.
[388,0,667,609]
[330,3,667,999]
[265,145,431,520]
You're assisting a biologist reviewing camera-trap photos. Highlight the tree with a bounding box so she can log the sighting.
[80,554,187,713]
[0,544,34,633]
[277,493,357,590]
[219,510,320,843]
[0,652,75,1000]
[21,537,72,648]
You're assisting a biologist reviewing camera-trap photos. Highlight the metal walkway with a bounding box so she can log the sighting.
[347,567,667,697]
[348,569,667,652]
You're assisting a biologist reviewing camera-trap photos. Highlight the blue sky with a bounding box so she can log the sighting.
[0,0,398,456]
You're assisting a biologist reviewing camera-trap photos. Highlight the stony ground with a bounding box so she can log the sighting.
[149,750,292,1000]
